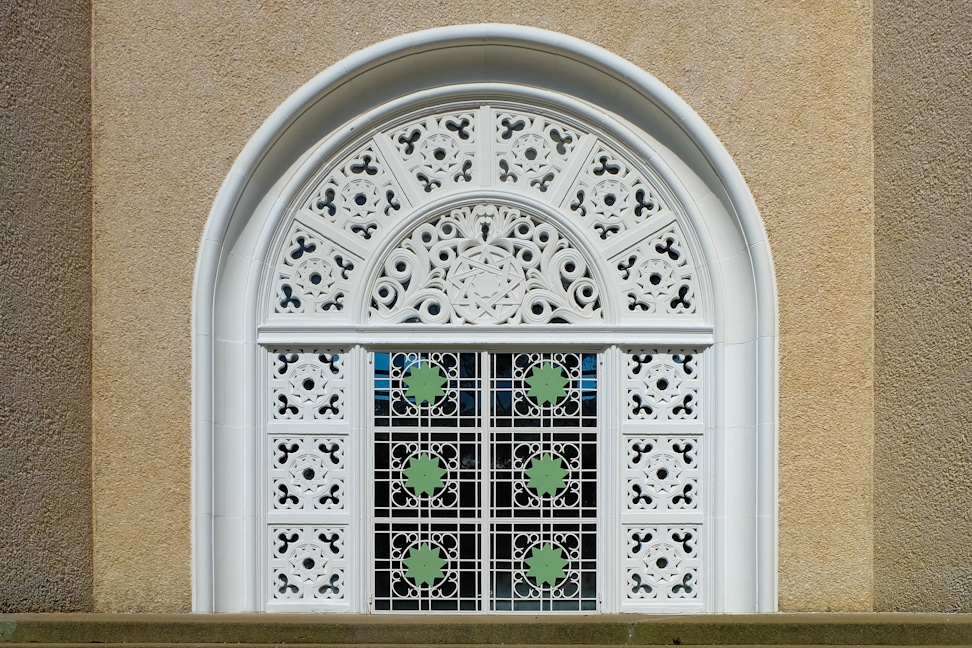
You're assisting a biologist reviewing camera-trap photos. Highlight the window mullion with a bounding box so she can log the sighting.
[480,349,492,612]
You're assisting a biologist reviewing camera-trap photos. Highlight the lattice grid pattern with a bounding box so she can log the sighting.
[374,351,480,427]
[490,352,598,428]
[490,428,597,519]
[490,522,597,611]
[371,350,601,612]
[374,426,481,519]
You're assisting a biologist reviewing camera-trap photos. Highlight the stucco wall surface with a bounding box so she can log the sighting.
[91,0,873,611]
[873,0,972,611]
[0,0,93,612]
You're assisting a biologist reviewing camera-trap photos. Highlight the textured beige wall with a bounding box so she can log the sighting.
[0,0,93,612]
[874,1,972,611]
[91,1,874,611]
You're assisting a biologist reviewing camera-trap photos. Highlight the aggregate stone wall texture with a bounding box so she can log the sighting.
[90,0,874,611]
[0,0,93,612]
[873,0,972,611]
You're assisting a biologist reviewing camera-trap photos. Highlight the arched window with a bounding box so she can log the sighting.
[194,25,777,614]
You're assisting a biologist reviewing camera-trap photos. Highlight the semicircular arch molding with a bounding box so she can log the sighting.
[195,25,777,614]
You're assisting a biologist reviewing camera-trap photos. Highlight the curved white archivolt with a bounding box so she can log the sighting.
[194,25,778,614]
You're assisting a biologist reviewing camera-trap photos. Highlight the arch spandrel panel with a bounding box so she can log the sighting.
[263,100,707,326]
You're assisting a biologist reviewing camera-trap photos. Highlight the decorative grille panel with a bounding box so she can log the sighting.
[305,144,408,240]
[626,437,700,511]
[625,351,701,421]
[492,111,585,196]
[389,111,479,195]
[372,350,600,612]
[620,348,705,611]
[259,100,713,613]
[568,145,671,241]
[613,224,698,317]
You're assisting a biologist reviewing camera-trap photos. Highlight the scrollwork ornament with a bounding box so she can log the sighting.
[369,204,602,325]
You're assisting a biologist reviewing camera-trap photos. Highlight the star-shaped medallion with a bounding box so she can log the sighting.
[525,362,569,406]
[524,543,568,587]
[403,543,446,587]
[524,453,568,496]
[403,452,446,496]
[403,362,446,405]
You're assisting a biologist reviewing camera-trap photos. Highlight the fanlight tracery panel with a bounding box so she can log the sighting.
[260,100,711,614]
[370,204,601,325]
[266,103,702,325]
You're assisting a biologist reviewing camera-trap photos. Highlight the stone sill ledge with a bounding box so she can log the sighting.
[2,614,972,646]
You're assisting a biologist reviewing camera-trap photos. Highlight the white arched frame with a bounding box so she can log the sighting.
[193,25,778,614]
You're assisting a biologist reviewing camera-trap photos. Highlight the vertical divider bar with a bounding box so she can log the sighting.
[359,346,371,613]
[601,346,619,613]
[479,107,492,612]
[480,349,492,612]
[257,345,266,611]
[244,337,259,610]
[703,343,716,614]
[477,109,493,612]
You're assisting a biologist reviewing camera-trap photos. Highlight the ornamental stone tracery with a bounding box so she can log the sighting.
[259,98,715,614]
[370,204,601,325]
[266,103,704,324]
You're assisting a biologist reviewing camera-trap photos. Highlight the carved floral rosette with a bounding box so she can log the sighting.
[370,204,602,325]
